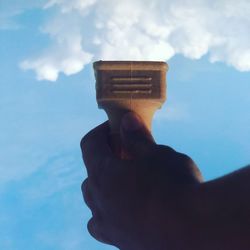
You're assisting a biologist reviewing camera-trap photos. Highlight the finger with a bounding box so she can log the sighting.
[87,217,113,245]
[80,121,114,176]
[147,146,203,185]
[81,179,96,210]
[120,112,156,158]
[175,153,204,183]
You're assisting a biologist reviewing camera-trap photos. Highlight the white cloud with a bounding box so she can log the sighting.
[44,0,97,13]
[19,0,250,81]
[20,34,93,81]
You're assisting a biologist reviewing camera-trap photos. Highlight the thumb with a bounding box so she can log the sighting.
[120,112,155,158]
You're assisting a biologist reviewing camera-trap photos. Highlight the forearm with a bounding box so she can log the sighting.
[125,165,250,250]
[190,165,250,250]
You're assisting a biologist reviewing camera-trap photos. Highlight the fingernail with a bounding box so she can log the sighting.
[121,112,143,131]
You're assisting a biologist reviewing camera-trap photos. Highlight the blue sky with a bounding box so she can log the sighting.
[0,1,249,250]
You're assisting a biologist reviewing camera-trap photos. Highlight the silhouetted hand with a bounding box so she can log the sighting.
[80,112,203,250]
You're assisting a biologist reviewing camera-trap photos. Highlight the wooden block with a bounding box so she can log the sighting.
[94,61,168,133]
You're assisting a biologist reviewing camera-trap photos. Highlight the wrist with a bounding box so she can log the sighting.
[181,181,246,250]
[128,183,209,250]
[171,183,211,250]
[145,184,208,250]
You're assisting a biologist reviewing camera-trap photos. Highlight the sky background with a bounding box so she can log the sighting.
[0,0,250,249]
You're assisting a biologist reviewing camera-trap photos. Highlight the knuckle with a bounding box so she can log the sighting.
[178,153,194,165]
[81,179,91,208]
[146,145,176,164]
[80,128,96,151]
[87,218,111,244]
[155,144,176,154]
[82,178,98,210]
[80,136,85,150]
[80,133,89,152]
[87,218,98,238]
[81,179,88,192]
[176,153,203,182]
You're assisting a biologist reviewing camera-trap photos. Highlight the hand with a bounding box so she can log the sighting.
[80,112,203,250]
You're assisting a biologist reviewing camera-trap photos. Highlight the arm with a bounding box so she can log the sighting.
[191,166,250,250]
[80,112,250,250]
